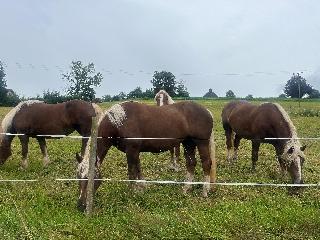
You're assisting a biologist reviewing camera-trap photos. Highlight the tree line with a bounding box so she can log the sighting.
[0,60,319,106]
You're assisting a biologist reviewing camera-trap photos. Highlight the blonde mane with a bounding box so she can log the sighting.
[77,141,91,178]
[271,103,302,154]
[1,100,43,133]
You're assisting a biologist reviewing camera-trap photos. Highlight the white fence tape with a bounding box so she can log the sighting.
[1,133,320,141]
[0,178,316,187]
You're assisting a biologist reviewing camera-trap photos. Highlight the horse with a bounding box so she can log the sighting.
[154,90,180,171]
[76,101,215,210]
[221,100,306,184]
[0,99,102,168]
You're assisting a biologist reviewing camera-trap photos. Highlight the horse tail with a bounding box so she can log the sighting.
[209,127,216,185]
[206,110,216,186]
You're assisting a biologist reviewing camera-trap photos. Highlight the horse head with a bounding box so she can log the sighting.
[280,140,306,184]
[76,152,102,212]
[154,90,174,106]
[0,126,12,164]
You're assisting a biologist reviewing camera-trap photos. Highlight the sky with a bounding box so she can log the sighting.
[1,0,320,98]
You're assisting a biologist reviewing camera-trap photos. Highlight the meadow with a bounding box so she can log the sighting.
[0,99,319,239]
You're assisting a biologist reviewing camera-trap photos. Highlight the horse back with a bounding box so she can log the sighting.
[12,100,96,135]
[223,101,291,139]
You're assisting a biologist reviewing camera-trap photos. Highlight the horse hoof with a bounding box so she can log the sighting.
[202,191,208,198]
[20,162,28,170]
[169,164,180,172]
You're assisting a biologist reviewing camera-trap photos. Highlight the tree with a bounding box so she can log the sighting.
[278,93,287,99]
[245,94,253,100]
[203,88,218,98]
[0,61,7,104]
[142,88,154,99]
[42,90,68,104]
[226,90,235,98]
[101,94,112,102]
[151,71,177,96]
[112,92,127,101]
[176,80,189,97]
[284,73,313,98]
[63,61,102,101]
[127,87,143,99]
[309,88,320,99]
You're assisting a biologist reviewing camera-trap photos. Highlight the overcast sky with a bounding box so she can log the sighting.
[1,0,320,98]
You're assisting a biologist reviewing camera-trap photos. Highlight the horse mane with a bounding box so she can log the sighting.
[103,103,127,128]
[154,90,175,104]
[91,103,103,119]
[269,103,302,152]
[270,103,297,138]
[77,141,91,178]
[1,100,43,133]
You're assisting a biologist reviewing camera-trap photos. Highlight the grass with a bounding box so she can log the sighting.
[0,99,320,239]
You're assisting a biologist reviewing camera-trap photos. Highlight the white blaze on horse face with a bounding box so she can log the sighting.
[106,104,127,128]
[159,94,164,106]
[282,140,304,182]
[1,100,43,133]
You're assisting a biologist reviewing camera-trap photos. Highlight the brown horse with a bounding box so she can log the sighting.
[154,90,180,171]
[0,100,102,168]
[221,100,306,184]
[76,101,215,210]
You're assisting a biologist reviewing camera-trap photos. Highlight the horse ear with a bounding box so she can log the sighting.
[287,146,294,154]
[76,153,83,163]
[300,145,306,151]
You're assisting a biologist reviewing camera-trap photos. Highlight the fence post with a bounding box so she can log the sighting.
[86,116,98,216]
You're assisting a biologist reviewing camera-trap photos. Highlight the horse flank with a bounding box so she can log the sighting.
[1,100,43,133]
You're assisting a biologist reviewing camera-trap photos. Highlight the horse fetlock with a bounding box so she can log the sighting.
[21,159,28,169]
[183,184,192,195]
[169,163,180,172]
[43,157,50,167]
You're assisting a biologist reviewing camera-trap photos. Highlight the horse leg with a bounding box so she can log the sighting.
[197,141,212,197]
[233,134,241,162]
[182,143,196,195]
[19,135,29,169]
[37,137,50,166]
[251,141,260,171]
[81,137,89,157]
[169,147,179,171]
[126,147,144,190]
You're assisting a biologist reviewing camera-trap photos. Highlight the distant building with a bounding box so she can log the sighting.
[5,88,15,96]
[203,88,218,98]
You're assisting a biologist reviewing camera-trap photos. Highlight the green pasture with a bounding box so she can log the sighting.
[0,99,319,239]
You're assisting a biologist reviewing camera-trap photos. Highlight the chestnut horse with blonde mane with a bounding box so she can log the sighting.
[76,101,215,210]
[222,100,306,184]
[0,100,102,168]
[154,90,180,170]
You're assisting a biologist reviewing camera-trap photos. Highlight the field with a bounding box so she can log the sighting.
[0,99,319,239]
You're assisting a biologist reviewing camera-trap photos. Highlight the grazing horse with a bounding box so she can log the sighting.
[154,90,180,170]
[221,100,306,184]
[76,101,215,210]
[0,100,102,168]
